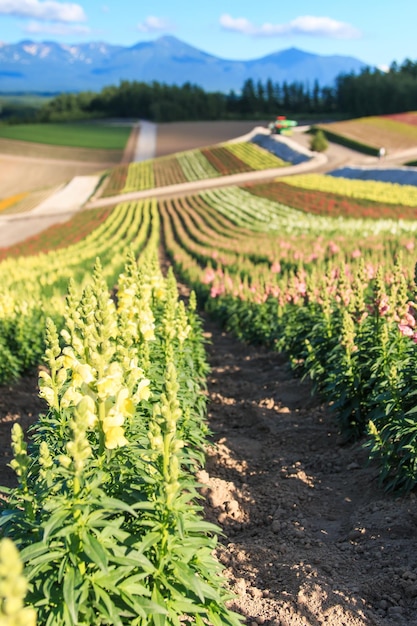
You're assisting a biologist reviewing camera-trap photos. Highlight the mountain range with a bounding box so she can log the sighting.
[0,35,367,94]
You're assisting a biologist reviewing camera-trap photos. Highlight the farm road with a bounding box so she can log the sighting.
[85,151,328,209]
[0,175,100,247]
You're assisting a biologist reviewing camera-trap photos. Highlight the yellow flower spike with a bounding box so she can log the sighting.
[60,347,80,370]
[60,386,84,409]
[38,370,52,385]
[133,378,151,403]
[102,412,125,429]
[0,538,36,626]
[58,454,72,469]
[104,426,129,449]
[76,396,98,429]
[72,363,95,386]
[56,368,68,386]
[96,374,121,400]
[38,385,56,409]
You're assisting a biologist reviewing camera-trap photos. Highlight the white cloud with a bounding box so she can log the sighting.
[0,0,86,23]
[219,13,361,39]
[137,15,173,33]
[24,20,90,34]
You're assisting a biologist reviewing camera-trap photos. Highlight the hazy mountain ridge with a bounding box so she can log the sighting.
[0,35,367,93]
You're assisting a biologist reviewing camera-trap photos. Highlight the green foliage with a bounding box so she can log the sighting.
[311,126,379,155]
[0,257,242,625]
[309,129,328,152]
[0,123,131,149]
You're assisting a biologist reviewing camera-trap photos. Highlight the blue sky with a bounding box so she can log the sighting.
[0,0,415,69]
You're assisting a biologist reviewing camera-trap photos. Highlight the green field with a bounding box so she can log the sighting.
[0,122,132,149]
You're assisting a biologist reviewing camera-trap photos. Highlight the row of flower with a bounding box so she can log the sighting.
[0,200,158,383]
[101,142,287,197]
[0,207,112,262]
[0,252,242,625]
[245,180,417,220]
[160,186,417,493]
[0,201,242,623]
[278,173,417,207]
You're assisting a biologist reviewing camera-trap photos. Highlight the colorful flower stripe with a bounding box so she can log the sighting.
[122,159,155,192]
[0,207,112,261]
[153,155,188,187]
[101,164,129,197]
[1,252,241,624]
[280,173,417,207]
[382,111,417,126]
[176,149,220,180]
[225,142,288,169]
[0,200,158,382]
[201,146,252,175]
[245,180,417,219]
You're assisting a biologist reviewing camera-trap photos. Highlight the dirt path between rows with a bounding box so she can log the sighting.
[1,312,417,626]
[200,318,417,626]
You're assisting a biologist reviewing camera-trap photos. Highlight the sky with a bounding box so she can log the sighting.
[0,0,415,70]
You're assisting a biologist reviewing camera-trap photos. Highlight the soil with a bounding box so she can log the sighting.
[155,120,270,157]
[1,316,417,626]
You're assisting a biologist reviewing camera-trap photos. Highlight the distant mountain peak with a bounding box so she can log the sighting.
[0,36,367,93]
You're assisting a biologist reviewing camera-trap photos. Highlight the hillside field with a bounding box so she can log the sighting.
[2,115,417,625]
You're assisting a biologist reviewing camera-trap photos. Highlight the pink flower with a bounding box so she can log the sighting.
[296,281,307,296]
[210,284,225,298]
[271,261,281,274]
[202,268,216,284]
[377,294,390,316]
[328,242,340,255]
[351,249,361,259]
[399,324,414,337]
[400,312,416,328]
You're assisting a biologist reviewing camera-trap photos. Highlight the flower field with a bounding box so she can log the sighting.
[0,200,243,625]
[245,179,417,219]
[328,166,417,187]
[101,142,288,197]
[4,158,417,622]
[159,185,417,493]
[278,173,417,207]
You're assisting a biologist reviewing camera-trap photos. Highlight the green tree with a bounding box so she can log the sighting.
[310,129,328,152]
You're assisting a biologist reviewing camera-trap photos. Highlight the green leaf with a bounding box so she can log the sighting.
[118,574,151,597]
[42,509,71,541]
[98,495,138,517]
[93,584,124,626]
[82,531,109,571]
[20,544,64,566]
[151,586,168,626]
[63,567,78,624]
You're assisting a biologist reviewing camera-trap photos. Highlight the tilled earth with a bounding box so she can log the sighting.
[199,318,417,626]
[1,319,417,625]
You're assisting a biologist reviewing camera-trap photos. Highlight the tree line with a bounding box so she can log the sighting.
[2,56,417,124]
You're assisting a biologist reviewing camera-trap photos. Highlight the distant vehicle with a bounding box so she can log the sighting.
[268,115,298,135]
